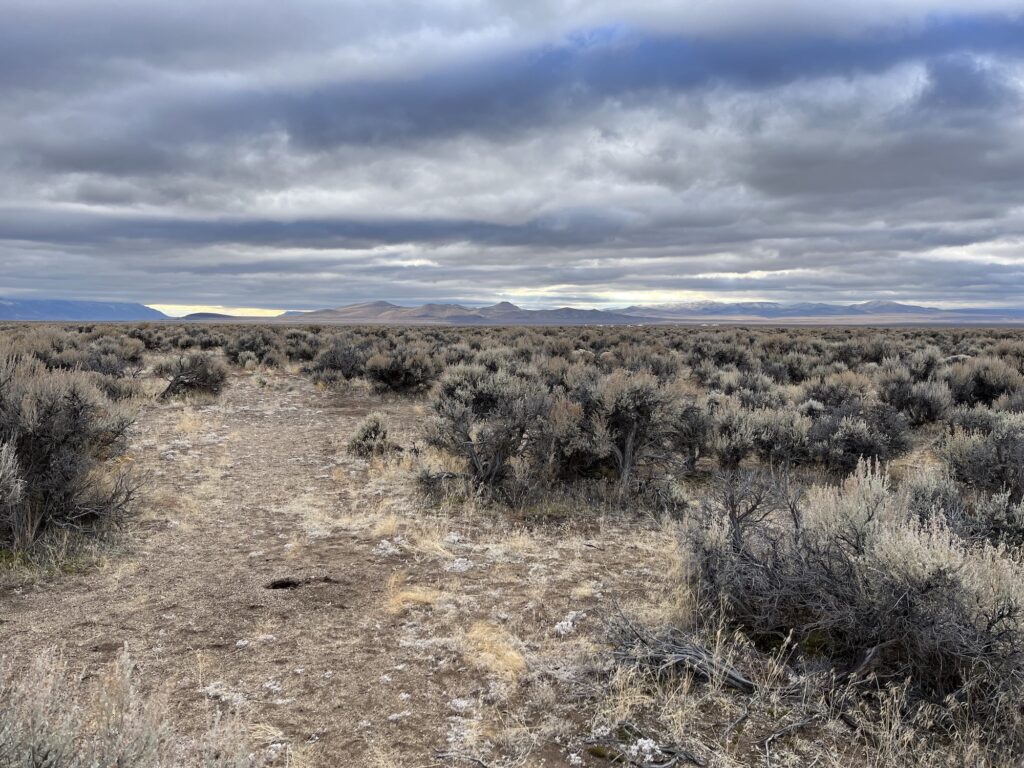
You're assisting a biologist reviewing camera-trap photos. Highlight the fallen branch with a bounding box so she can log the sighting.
[586,722,706,767]
[611,615,755,694]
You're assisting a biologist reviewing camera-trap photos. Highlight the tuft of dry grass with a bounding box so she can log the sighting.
[371,514,398,538]
[464,621,527,682]
[176,408,203,433]
[0,648,259,767]
[385,570,441,615]
[407,516,453,558]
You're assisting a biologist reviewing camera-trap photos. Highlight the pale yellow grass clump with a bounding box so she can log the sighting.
[371,514,399,538]
[385,570,441,614]
[0,648,255,766]
[464,621,527,681]
[407,516,453,558]
[176,407,203,433]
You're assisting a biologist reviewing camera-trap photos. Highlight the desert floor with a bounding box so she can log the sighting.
[5,368,751,767]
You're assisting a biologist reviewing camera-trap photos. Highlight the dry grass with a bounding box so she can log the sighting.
[385,570,441,615]
[0,648,258,767]
[371,514,398,538]
[406,516,453,558]
[176,407,203,433]
[463,622,527,682]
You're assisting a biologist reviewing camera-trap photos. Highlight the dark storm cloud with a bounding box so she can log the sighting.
[2,2,1024,309]
[12,14,1024,165]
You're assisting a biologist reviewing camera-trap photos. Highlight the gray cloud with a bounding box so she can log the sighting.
[2,2,1024,310]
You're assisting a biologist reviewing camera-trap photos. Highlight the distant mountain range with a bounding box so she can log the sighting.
[617,300,942,319]
[285,300,646,325]
[3,297,1024,324]
[280,300,1024,325]
[0,298,167,321]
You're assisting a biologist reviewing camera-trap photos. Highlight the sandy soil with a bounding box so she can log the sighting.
[2,370,693,767]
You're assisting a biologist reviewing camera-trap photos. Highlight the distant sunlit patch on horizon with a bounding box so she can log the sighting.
[501,286,741,308]
[148,304,287,317]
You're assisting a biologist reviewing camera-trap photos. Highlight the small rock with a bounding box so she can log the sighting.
[555,610,583,637]
[373,539,401,556]
[449,698,474,713]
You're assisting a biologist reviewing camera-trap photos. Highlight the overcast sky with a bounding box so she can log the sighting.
[3,1,1024,312]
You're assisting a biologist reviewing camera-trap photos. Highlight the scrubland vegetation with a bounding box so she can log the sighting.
[2,320,1024,765]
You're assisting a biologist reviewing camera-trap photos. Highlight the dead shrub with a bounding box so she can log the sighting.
[155,353,227,399]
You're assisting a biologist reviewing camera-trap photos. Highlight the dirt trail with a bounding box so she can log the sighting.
[3,370,676,766]
[1,372,471,764]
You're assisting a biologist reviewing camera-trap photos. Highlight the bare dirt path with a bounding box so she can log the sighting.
[2,370,678,766]
[2,371,447,764]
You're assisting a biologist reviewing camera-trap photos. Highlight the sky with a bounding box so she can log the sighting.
[3,1,1024,314]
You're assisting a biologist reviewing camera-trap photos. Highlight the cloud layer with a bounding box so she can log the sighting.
[3,1,1024,309]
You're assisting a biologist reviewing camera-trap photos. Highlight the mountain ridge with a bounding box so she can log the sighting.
[0,298,167,321]
[3,297,1024,324]
[271,300,1024,325]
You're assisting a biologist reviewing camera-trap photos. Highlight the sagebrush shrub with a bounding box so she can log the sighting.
[347,412,398,457]
[708,398,755,470]
[689,461,1024,750]
[803,370,874,408]
[0,650,258,767]
[808,401,910,473]
[906,344,944,381]
[595,370,675,490]
[669,400,712,471]
[155,353,227,399]
[310,337,367,384]
[0,355,134,551]
[995,389,1024,413]
[224,329,281,367]
[899,469,968,526]
[0,441,24,531]
[90,372,142,402]
[427,365,548,490]
[749,407,811,466]
[283,329,320,362]
[904,379,953,424]
[946,356,1023,406]
[365,348,436,392]
[941,413,1024,502]
[947,403,1002,434]
[536,393,611,481]
[877,358,914,410]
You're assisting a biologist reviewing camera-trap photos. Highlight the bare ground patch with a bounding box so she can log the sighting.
[1,368,883,767]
